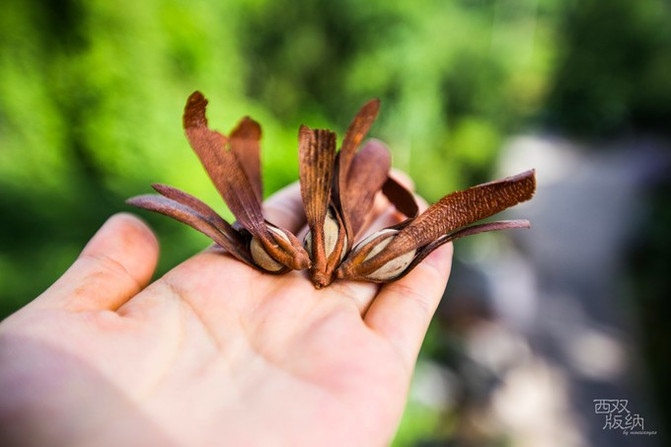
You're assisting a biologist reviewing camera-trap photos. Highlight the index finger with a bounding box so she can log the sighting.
[363,242,453,370]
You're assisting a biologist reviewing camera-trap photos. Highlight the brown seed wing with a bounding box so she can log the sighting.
[336,99,380,204]
[151,183,236,236]
[349,170,536,277]
[298,125,337,272]
[230,116,263,203]
[382,175,419,218]
[390,219,531,282]
[342,139,391,238]
[389,169,536,253]
[183,91,270,243]
[126,194,254,266]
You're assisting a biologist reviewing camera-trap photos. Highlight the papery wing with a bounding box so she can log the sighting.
[336,99,380,203]
[382,175,419,218]
[230,116,263,203]
[126,194,254,266]
[341,139,391,238]
[392,220,531,281]
[151,183,236,236]
[298,125,337,271]
[183,91,270,242]
[351,170,536,277]
[389,169,536,253]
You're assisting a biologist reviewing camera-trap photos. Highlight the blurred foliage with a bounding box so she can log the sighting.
[1,0,670,443]
[546,0,671,136]
[630,178,671,439]
[0,0,562,317]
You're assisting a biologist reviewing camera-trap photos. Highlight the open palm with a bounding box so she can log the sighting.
[0,183,452,447]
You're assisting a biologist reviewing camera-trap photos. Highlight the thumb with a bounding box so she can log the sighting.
[30,213,159,312]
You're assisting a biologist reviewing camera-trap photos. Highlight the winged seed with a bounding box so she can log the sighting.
[304,209,347,262]
[250,226,291,272]
[357,229,417,281]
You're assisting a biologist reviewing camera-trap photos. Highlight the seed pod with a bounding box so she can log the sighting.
[298,126,348,287]
[304,208,348,263]
[183,92,310,271]
[347,229,417,281]
[333,100,418,246]
[251,226,294,272]
[128,91,310,274]
[337,170,536,282]
[128,93,537,286]
[298,99,418,288]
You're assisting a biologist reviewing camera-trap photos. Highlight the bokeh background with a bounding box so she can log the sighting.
[1,0,670,445]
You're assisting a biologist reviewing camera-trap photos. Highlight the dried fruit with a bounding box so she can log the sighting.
[336,170,536,282]
[128,92,536,287]
[298,100,418,288]
[127,91,310,273]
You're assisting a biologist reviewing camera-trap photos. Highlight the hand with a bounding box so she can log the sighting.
[0,181,452,447]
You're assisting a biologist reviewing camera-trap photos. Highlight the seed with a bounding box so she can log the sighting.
[353,229,416,281]
[304,209,347,262]
[250,226,290,272]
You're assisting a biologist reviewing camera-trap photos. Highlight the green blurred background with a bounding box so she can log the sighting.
[1,0,670,444]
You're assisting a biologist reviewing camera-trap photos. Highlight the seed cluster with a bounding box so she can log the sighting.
[128,92,536,288]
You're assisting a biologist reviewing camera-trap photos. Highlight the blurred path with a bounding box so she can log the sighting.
[492,135,669,446]
[415,135,669,446]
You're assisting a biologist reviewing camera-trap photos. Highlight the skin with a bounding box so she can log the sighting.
[0,180,452,447]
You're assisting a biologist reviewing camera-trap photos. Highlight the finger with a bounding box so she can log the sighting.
[364,242,453,370]
[327,205,407,315]
[262,182,306,234]
[332,188,427,316]
[30,213,159,312]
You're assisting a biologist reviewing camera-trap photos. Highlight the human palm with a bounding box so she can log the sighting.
[0,183,452,447]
